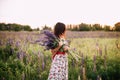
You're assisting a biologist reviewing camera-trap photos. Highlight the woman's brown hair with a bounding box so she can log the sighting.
[54,22,66,38]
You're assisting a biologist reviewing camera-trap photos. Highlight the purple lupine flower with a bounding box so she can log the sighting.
[80,65,83,75]
[99,48,102,56]
[66,39,71,46]
[17,52,21,59]
[71,59,75,67]
[38,51,41,58]
[104,55,107,69]
[0,40,2,46]
[22,72,25,80]
[38,51,45,70]
[42,61,45,70]
[93,63,97,72]
[43,30,57,39]
[15,41,20,48]
[104,45,107,55]
[93,55,97,72]
[37,66,41,73]
[97,75,102,80]
[2,77,5,80]
[10,48,14,55]
[81,53,84,66]
[73,48,76,51]
[35,30,60,50]
[7,38,13,46]
[17,50,26,60]
[96,43,99,55]
[26,54,31,64]
[96,42,99,47]
[93,55,96,62]
[71,48,77,53]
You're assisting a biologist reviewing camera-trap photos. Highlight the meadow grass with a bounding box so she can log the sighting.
[70,38,120,58]
[0,31,120,80]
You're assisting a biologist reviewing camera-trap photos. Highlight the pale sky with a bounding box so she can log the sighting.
[0,0,120,28]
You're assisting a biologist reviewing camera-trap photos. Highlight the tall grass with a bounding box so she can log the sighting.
[0,31,120,80]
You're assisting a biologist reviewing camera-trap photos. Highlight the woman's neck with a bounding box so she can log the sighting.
[59,35,65,39]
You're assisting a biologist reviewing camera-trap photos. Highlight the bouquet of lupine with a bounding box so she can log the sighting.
[35,30,60,50]
[35,30,81,61]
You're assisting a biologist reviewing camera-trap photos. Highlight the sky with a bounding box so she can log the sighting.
[0,0,120,29]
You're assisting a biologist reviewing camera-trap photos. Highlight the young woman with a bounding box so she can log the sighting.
[48,22,69,80]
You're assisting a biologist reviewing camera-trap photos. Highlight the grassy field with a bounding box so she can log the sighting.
[0,31,120,80]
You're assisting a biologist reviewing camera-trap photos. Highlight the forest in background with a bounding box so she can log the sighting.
[0,22,120,31]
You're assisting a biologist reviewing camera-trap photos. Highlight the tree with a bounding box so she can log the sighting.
[72,26,79,31]
[33,27,40,31]
[23,25,32,31]
[11,23,22,31]
[92,24,102,31]
[42,25,51,30]
[0,23,6,31]
[114,22,120,31]
[0,23,33,31]
[79,23,90,31]
[104,25,111,31]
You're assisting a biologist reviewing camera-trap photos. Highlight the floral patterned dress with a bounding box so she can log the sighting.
[48,38,68,80]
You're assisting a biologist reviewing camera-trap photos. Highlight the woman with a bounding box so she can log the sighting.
[48,22,69,80]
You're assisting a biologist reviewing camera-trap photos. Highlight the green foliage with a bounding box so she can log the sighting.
[104,25,111,31]
[67,23,120,31]
[114,22,120,31]
[0,32,120,80]
[70,23,105,31]
[72,26,79,31]
[92,24,103,31]
[0,23,32,31]
[79,23,91,31]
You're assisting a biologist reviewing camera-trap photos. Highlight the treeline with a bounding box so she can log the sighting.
[0,23,32,31]
[0,23,52,31]
[67,22,120,31]
[0,22,120,31]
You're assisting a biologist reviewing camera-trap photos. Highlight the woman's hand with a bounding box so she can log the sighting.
[63,45,70,51]
[59,40,64,47]
[51,40,64,58]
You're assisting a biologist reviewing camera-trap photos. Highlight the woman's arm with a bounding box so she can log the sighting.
[51,41,63,56]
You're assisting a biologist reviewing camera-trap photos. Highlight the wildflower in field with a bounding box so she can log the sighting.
[80,65,83,75]
[42,61,45,70]
[0,40,2,46]
[15,41,20,48]
[104,55,107,69]
[93,54,96,62]
[17,50,26,60]
[96,42,99,50]
[93,55,97,72]
[10,47,14,55]
[38,51,41,58]
[78,75,81,80]
[22,72,25,80]
[71,59,75,67]
[6,38,14,46]
[81,54,84,66]
[97,75,102,80]
[99,48,102,56]
[104,45,107,55]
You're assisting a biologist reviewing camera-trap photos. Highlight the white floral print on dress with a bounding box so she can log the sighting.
[48,53,68,80]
